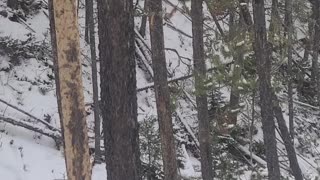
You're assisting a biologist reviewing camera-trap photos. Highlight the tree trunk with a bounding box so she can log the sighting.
[49,0,92,179]
[285,0,294,140]
[86,0,101,164]
[97,0,141,179]
[191,0,213,179]
[204,0,225,37]
[148,0,179,179]
[238,0,253,28]
[85,1,90,43]
[229,4,245,125]
[139,0,148,38]
[311,0,320,104]
[48,0,62,125]
[269,0,280,44]
[272,94,303,180]
[252,0,281,179]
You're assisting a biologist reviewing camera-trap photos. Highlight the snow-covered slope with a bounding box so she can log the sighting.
[0,0,320,179]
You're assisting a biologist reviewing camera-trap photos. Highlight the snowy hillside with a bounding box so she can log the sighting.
[0,0,320,179]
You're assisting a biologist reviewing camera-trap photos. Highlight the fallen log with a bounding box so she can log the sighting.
[0,98,61,133]
[0,115,62,147]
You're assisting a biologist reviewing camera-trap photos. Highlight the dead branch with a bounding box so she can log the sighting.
[0,115,62,146]
[0,99,61,133]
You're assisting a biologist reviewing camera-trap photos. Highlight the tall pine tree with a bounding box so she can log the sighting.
[97,0,141,179]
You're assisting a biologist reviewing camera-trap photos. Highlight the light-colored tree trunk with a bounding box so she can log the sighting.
[49,0,91,179]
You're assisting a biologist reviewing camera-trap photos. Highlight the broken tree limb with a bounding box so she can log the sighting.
[0,98,61,133]
[204,0,225,37]
[0,115,62,146]
[236,144,267,167]
[166,23,193,38]
[165,48,192,62]
[137,63,234,92]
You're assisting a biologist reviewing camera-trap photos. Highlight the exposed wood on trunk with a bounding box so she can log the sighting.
[50,0,92,179]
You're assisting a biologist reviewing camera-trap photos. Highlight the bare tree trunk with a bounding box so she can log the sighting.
[148,0,179,179]
[204,0,225,37]
[285,0,294,140]
[48,0,62,124]
[85,1,90,43]
[191,0,213,179]
[252,0,281,179]
[97,0,141,179]
[229,4,245,125]
[311,0,320,104]
[238,0,253,28]
[86,0,101,164]
[139,0,148,38]
[49,0,92,179]
[272,94,303,180]
[269,0,280,44]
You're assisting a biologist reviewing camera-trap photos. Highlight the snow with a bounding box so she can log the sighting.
[0,0,319,179]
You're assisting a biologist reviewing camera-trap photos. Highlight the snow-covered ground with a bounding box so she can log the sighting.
[0,0,320,179]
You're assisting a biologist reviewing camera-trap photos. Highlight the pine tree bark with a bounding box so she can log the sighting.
[49,0,92,179]
[139,0,149,38]
[48,0,62,117]
[269,0,280,43]
[229,4,245,125]
[97,0,141,179]
[148,0,179,179]
[252,0,281,179]
[272,94,303,180]
[85,1,90,43]
[86,0,101,163]
[191,0,213,179]
[311,0,320,104]
[285,0,294,140]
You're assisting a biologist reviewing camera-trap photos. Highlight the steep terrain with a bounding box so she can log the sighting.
[0,0,319,179]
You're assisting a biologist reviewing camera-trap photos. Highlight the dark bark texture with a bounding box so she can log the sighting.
[272,94,303,180]
[97,0,141,179]
[252,0,281,179]
[191,0,213,179]
[148,0,179,179]
[139,0,149,37]
[285,0,294,141]
[311,1,320,104]
[86,0,101,163]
